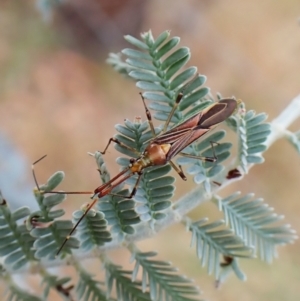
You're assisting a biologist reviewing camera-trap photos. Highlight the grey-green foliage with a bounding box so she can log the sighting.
[105,29,295,289]
[0,29,298,301]
[93,151,143,241]
[104,261,152,301]
[30,172,80,258]
[107,31,235,204]
[74,209,112,252]
[131,251,203,301]
[227,106,271,173]
[0,194,35,270]
[41,271,72,300]
[216,192,297,263]
[109,30,211,126]
[216,256,247,285]
[189,218,252,277]
[113,120,176,221]
[107,52,134,77]
[177,130,232,192]
[76,265,109,301]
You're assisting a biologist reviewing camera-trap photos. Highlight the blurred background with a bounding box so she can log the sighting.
[0,0,300,300]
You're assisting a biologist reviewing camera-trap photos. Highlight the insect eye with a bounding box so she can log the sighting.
[129,158,135,164]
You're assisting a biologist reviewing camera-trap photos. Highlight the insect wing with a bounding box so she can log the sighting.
[200,98,237,128]
[153,98,237,160]
[166,128,210,160]
[153,112,204,145]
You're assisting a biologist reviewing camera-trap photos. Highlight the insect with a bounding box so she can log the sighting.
[34,93,238,255]
[92,94,238,197]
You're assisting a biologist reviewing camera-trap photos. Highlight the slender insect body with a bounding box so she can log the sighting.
[94,143,171,196]
[32,94,238,255]
[93,97,237,197]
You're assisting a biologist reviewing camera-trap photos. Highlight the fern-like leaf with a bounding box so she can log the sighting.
[230,107,271,173]
[29,172,80,258]
[216,256,247,285]
[177,130,232,193]
[98,190,140,240]
[132,251,203,301]
[104,262,151,301]
[106,52,134,77]
[76,265,111,301]
[98,118,176,222]
[74,209,112,252]
[107,31,243,199]
[108,30,210,127]
[217,192,297,263]
[0,192,35,271]
[188,218,252,277]
[92,151,141,240]
[68,154,113,250]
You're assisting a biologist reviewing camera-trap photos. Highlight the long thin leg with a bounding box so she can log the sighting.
[179,152,216,162]
[32,155,93,195]
[140,93,156,137]
[32,154,48,191]
[48,170,132,196]
[179,141,219,162]
[45,190,93,195]
[57,171,143,255]
[56,197,98,256]
[163,92,184,132]
[101,137,140,156]
[169,160,187,181]
[169,141,219,182]
[140,92,183,135]
[107,171,143,199]
[163,74,200,133]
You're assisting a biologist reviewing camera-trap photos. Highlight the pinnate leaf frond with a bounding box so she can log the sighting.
[104,261,151,301]
[131,250,203,301]
[188,218,252,277]
[177,130,232,193]
[76,265,110,301]
[217,192,297,263]
[0,192,34,270]
[108,30,210,126]
[30,172,80,258]
[230,107,271,173]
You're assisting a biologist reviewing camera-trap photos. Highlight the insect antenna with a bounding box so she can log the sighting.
[56,167,137,255]
[32,154,48,192]
[163,73,201,132]
[163,92,184,132]
[32,155,93,196]
[140,92,156,136]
